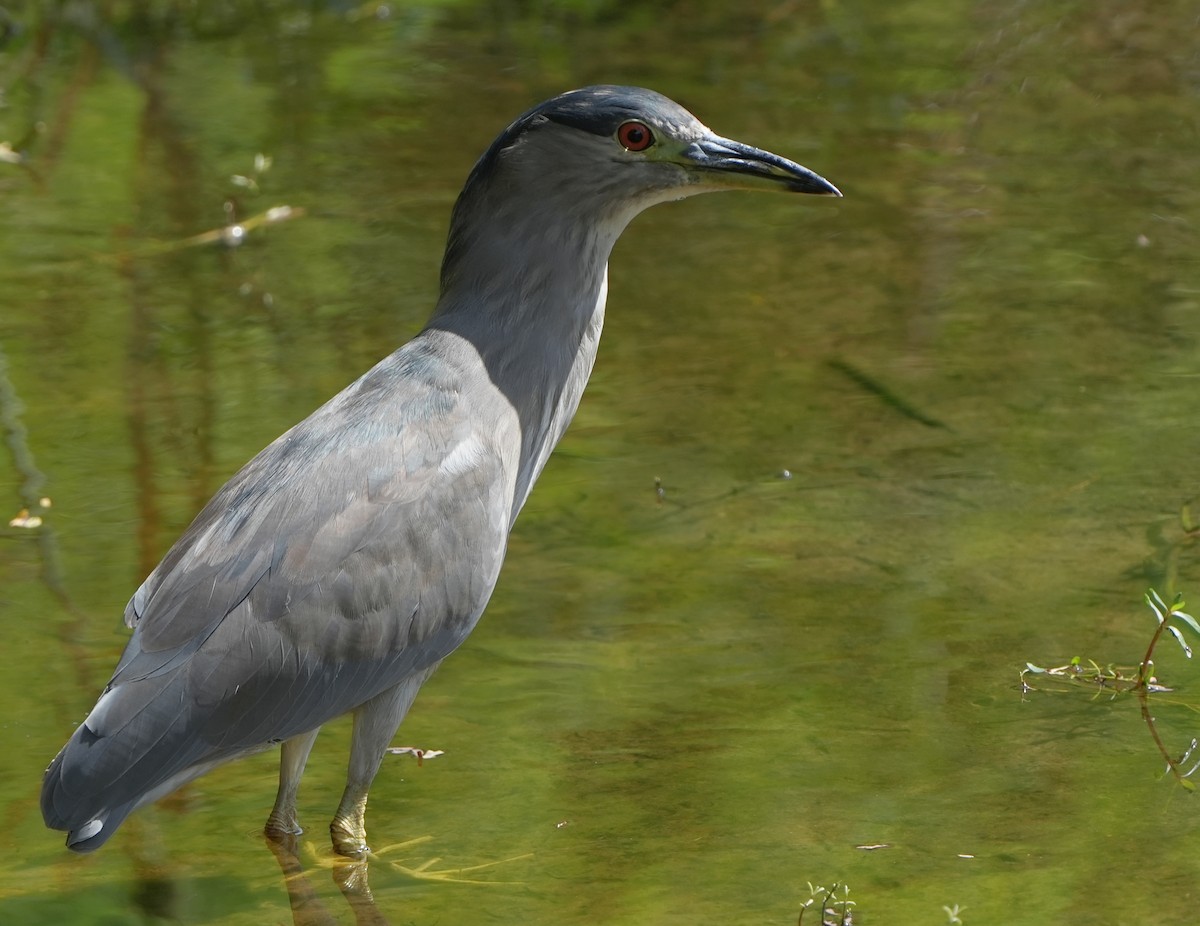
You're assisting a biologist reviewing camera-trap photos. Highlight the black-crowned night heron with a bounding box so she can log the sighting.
[41,85,839,856]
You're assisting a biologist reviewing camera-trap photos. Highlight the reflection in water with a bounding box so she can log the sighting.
[264,830,530,925]
[127,834,179,923]
[267,833,387,926]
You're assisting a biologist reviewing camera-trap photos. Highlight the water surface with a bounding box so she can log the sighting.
[2,3,1198,924]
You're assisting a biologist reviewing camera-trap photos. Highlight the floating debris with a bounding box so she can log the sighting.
[386,746,445,766]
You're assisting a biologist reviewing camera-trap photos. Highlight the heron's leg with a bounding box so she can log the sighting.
[265,727,321,838]
[330,668,436,857]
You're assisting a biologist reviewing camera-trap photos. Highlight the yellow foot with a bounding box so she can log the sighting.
[265,817,303,838]
[372,838,532,884]
[330,820,369,858]
[288,835,529,885]
[264,824,304,858]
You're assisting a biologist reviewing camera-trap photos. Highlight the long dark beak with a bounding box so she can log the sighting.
[682,135,841,196]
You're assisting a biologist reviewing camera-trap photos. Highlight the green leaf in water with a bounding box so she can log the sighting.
[1172,609,1200,637]
[1167,625,1193,658]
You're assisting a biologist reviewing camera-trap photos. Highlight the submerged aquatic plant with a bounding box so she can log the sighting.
[1137,589,1200,689]
[1022,588,1200,693]
[1022,588,1200,790]
[798,882,855,926]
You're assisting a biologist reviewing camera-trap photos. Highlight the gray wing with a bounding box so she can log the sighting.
[42,341,517,843]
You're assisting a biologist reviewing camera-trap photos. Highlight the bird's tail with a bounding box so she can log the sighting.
[40,674,226,853]
[41,734,140,852]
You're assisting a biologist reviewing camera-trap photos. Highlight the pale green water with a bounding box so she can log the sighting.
[2,2,1199,924]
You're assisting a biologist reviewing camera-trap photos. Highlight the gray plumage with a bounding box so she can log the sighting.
[41,85,839,855]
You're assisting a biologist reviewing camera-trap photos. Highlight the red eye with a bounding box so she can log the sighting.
[617,121,654,152]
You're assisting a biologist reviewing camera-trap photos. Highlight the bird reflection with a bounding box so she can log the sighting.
[265,831,388,926]
[263,830,530,924]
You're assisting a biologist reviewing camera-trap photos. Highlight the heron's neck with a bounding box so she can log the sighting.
[427,204,627,517]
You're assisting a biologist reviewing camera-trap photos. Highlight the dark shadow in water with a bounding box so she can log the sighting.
[266,832,390,926]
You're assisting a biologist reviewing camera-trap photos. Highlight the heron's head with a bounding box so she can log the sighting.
[440,86,839,294]
[464,85,838,216]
